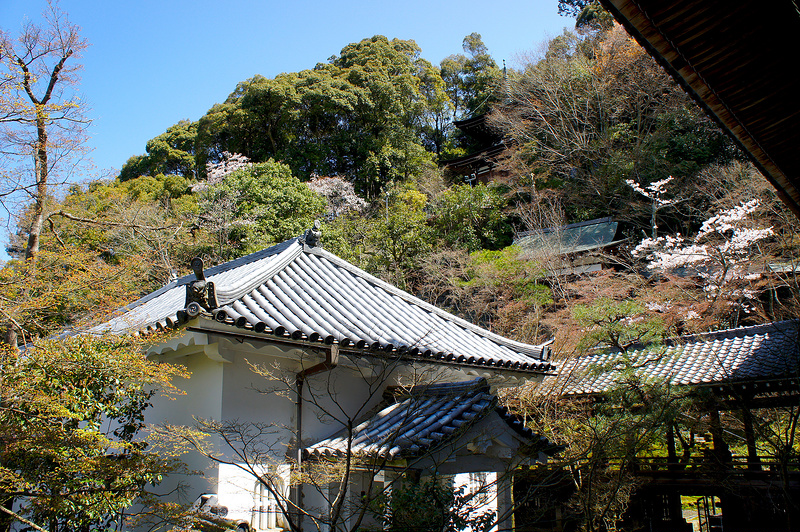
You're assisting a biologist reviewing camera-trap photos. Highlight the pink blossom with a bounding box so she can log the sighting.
[194,152,253,191]
[306,175,366,219]
[634,200,772,313]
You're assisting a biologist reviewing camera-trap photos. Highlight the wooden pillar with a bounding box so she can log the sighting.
[708,409,731,465]
[667,422,679,471]
[741,405,762,471]
[496,473,514,532]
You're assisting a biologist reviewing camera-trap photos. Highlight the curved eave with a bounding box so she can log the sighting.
[184,318,554,375]
[95,238,555,371]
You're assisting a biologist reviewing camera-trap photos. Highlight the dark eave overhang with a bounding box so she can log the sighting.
[600,0,800,219]
[441,142,509,171]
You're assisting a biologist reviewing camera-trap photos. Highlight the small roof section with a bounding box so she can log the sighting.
[547,321,800,397]
[96,236,554,374]
[452,113,502,144]
[515,217,622,257]
[441,142,509,174]
[304,377,557,460]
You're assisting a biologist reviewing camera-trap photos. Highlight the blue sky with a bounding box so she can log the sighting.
[2,0,572,180]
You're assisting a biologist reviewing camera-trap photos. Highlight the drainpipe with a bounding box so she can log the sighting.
[294,344,339,529]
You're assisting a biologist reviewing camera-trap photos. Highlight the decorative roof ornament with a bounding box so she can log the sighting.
[184,257,218,317]
[301,220,322,248]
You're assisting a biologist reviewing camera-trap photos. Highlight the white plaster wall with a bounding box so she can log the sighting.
[219,340,297,457]
[148,344,225,506]
[210,342,397,529]
[216,340,299,527]
[148,331,531,530]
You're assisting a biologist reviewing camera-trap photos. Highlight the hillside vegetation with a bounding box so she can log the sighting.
[3,4,800,530]
[7,25,797,354]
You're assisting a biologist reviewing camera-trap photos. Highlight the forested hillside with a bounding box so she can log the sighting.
[5,21,799,354]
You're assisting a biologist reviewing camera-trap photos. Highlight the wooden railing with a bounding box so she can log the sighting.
[627,455,800,473]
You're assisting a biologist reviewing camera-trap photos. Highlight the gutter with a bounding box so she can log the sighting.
[293,344,339,528]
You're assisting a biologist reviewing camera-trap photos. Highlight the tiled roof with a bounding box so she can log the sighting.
[515,217,622,256]
[304,378,556,460]
[96,238,553,373]
[549,321,800,396]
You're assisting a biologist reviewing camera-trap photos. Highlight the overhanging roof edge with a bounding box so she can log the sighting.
[599,0,800,219]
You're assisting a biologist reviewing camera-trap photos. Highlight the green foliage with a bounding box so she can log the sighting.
[557,0,592,17]
[42,179,208,293]
[191,36,443,197]
[122,173,189,202]
[0,247,145,342]
[417,58,453,157]
[562,378,684,532]
[320,212,374,272]
[0,335,187,531]
[200,160,326,256]
[464,246,552,307]
[145,120,198,177]
[368,477,495,532]
[118,154,150,182]
[440,33,501,121]
[572,297,666,353]
[119,120,197,181]
[490,26,738,227]
[323,183,433,287]
[433,183,511,251]
[122,33,503,203]
[377,183,433,272]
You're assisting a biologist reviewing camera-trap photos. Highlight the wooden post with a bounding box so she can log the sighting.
[741,406,761,471]
[709,409,731,465]
[667,422,679,471]
[496,473,514,532]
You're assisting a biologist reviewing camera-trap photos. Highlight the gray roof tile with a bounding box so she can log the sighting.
[96,238,554,373]
[548,321,800,395]
[304,378,557,460]
[515,217,622,256]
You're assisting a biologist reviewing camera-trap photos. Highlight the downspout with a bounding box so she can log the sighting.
[294,344,339,529]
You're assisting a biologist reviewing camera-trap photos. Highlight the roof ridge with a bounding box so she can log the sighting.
[664,319,799,346]
[588,320,800,358]
[306,246,551,360]
[387,377,489,399]
[517,217,614,238]
[203,238,300,278]
[108,238,300,315]
[213,240,303,305]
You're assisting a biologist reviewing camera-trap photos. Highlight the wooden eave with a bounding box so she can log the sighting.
[453,113,501,142]
[441,142,509,172]
[600,0,800,219]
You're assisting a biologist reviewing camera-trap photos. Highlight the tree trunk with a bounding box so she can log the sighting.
[3,323,17,350]
[25,111,49,260]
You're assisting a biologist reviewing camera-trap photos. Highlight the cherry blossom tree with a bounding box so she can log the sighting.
[625,176,676,238]
[193,151,253,191]
[633,199,773,327]
[306,175,366,220]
